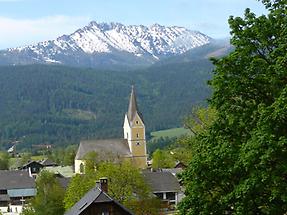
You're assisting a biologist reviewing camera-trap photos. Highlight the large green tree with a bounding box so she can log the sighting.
[179,1,287,214]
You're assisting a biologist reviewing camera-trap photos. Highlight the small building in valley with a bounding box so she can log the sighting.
[75,86,147,173]
[0,170,36,214]
[142,171,181,212]
[19,160,43,177]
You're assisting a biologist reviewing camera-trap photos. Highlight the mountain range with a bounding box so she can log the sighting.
[0,22,211,69]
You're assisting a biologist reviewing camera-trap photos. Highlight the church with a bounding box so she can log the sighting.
[74,86,147,173]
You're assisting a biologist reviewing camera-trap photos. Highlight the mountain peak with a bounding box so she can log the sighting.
[0,22,211,68]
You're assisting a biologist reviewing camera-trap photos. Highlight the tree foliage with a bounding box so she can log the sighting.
[0,151,9,170]
[147,136,177,156]
[151,149,175,169]
[149,107,216,167]
[24,171,65,215]
[50,145,77,166]
[64,173,96,211]
[184,106,217,135]
[96,161,161,214]
[179,1,287,214]
[95,161,150,203]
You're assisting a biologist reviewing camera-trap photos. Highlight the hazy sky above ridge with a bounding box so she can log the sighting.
[0,0,267,49]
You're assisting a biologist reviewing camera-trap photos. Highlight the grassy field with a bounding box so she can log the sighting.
[150,127,192,140]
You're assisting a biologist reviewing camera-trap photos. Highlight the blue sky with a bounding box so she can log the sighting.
[0,0,267,49]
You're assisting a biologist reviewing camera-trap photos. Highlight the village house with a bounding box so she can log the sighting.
[65,178,134,215]
[75,86,147,173]
[0,170,36,214]
[142,171,182,213]
[19,160,43,177]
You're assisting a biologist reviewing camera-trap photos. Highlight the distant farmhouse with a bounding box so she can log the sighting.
[75,86,147,173]
[19,160,44,177]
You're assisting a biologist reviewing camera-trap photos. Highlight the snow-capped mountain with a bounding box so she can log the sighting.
[0,22,211,68]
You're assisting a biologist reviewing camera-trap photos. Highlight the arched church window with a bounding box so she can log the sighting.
[80,163,84,173]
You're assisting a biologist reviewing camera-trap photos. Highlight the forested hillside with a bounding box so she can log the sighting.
[0,49,218,149]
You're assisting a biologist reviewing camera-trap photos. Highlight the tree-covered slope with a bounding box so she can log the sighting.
[0,57,214,149]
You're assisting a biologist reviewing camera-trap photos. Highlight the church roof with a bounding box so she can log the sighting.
[75,139,132,160]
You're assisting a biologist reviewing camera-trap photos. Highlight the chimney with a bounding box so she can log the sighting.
[100,177,108,193]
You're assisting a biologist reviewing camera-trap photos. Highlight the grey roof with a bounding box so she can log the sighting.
[75,139,132,160]
[0,170,35,189]
[64,186,133,215]
[40,158,58,166]
[142,171,181,193]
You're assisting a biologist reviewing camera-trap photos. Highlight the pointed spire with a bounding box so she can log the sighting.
[127,85,138,122]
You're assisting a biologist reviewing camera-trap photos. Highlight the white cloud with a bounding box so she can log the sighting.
[0,15,91,49]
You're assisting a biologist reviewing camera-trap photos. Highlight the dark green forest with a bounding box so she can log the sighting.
[0,56,214,149]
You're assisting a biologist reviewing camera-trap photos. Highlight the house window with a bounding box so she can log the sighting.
[136,142,140,146]
[166,192,176,200]
[136,133,139,138]
[0,189,7,194]
[155,193,164,200]
[136,121,139,124]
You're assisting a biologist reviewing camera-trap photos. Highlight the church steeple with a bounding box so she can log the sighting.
[123,85,147,168]
[127,85,138,122]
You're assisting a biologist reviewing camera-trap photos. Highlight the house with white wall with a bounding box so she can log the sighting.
[0,170,36,214]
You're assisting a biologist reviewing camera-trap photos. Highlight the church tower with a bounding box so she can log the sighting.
[123,86,147,168]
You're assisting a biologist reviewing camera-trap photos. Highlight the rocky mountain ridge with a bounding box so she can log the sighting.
[0,22,211,68]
